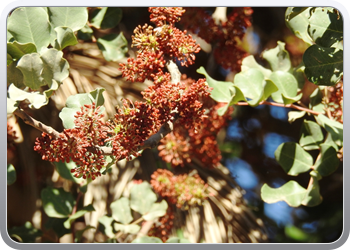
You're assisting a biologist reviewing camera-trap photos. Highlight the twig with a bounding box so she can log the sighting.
[13,109,61,138]
[235,100,322,115]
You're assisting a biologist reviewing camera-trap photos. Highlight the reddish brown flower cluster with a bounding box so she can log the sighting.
[120,7,200,82]
[146,206,175,242]
[34,103,109,180]
[107,99,164,160]
[150,169,210,209]
[326,80,343,124]
[180,7,253,72]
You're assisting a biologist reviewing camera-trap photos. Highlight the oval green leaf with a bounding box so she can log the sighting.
[274,142,313,176]
[262,41,291,72]
[41,187,75,218]
[301,176,323,207]
[303,45,343,86]
[314,144,340,176]
[16,53,45,89]
[7,164,16,185]
[47,7,88,31]
[285,7,313,45]
[269,71,302,104]
[114,223,141,235]
[142,200,168,221]
[90,7,123,29]
[98,216,115,239]
[110,197,133,224]
[54,27,78,50]
[7,7,51,52]
[7,41,37,61]
[129,182,157,215]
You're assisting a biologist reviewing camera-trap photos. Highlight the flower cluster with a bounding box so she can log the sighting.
[150,169,210,209]
[146,206,175,242]
[326,80,343,124]
[108,99,164,160]
[180,7,253,72]
[120,7,200,82]
[34,103,109,180]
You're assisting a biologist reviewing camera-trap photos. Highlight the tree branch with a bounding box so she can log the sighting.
[235,100,322,115]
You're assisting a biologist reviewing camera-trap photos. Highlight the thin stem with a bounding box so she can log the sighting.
[235,100,322,115]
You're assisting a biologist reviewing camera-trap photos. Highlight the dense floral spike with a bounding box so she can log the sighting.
[108,100,164,160]
[151,169,210,209]
[180,7,253,72]
[326,80,343,124]
[34,103,109,181]
[149,7,186,26]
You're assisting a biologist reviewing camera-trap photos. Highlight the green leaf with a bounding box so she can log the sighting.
[53,27,78,50]
[110,197,133,224]
[114,223,141,235]
[261,181,307,207]
[41,187,75,218]
[142,200,168,221]
[7,54,13,66]
[98,216,115,239]
[303,45,343,86]
[77,24,94,40]
[196,66,235,103]
[40,49,70,86]
[47,7,88,31]
[285,7,313,45]
[8,222,42,243]
[309,87,325,113]
[90,7,123,29]
[59,89,106,128]
[301,176,323,207]
[166,237,191,243]
[217,86,245,115]
[54,161,84,184]
[44,217,71,239]
[299,120,324,150]
[233,68,278,106]
[129,182,157,215]
[314,144,340,176]
[262,41,291,72]
[16,53,45,89]
[285,225,309,241]
[315,114,343,146]
[7,164,16,185]
[7,7,51,52]
[7,41,37,61]
[7,61,25,88]
[323,133,339,151]
[132,236,163,243]
[269,71,302,104]
[274,142,313,176]
[7,84,50,110]
[97,32,128,61]
[241,55,272,78]
[308,8,343,47]
[64,204,95,229]
[288,111,306,123]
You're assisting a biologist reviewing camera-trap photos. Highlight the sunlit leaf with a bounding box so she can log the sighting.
[98,216,115,239]
[308,8,343,47]
[53,27,78,50]
[110,197,133,224]
[301,176,323,206]
[262,41,291,72]
[269,71,302,104]
[142,200,168,221]
[129,182,157,215]
[285,7,313,45]
[7,41,37,61]
[315,114,343,146]
[288,111,306,123]
[7,7,51,52]
[114,223,140,234]
[97,33,128,61]
[47,7,88,31]
[241,55,272,78]
[261,181,307,207]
